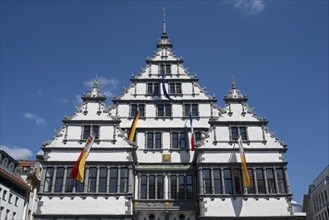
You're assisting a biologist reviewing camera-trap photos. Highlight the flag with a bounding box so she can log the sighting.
[238,136,251,187]
[128,110,139,141]
[70,131,95,183]
[162,70,172,100]
[189,111,195,151]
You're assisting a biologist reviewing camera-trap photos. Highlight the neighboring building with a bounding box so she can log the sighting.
[0,150,30,220]
[17,159,43,220]
[303,165,329,220]
[35,21,300,219]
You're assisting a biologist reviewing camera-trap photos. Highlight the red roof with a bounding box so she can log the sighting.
[0,167,31,191]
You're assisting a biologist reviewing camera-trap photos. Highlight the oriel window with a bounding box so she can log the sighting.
[44,167,54,192]
[203,169,212,194]
[213,169,222,194]
[88,167,97,192]
[54,167,64,192]
[256,169,266,194]
[276,168,287,193]
[109,168,118,193]
[99,167,107,193]
[140,175,147,199]
[224,169,233,194]
[266,168,276,194]
[120,168,129,193]
[65,167,74,192]
[247,169,255,194]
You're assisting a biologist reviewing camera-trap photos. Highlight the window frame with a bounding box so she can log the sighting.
[230,126,248,141]
[146,82,160,96]
[146,131,162,149]
[130,104,145,117]
[156,104,172,117]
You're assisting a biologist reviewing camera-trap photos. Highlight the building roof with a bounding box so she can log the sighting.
[0,166,31,191]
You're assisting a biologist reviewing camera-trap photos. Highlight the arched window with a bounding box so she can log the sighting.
[179,214,185,220]
[149,214,155,220]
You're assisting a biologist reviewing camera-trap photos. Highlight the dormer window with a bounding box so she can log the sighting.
[160,64,171,75]
[230,126,247,141]
[169,83,182,94]
[147,83,160,96]
[83,125,99,139]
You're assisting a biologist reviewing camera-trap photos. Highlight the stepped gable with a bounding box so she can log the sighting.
[41,77,130,151]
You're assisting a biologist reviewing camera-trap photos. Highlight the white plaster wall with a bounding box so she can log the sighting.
[39,196,130,215]
[47,151,130,162]
[201,152,284,163]
[0,184,25,220]
[247,126,263,140]
[204,197,291,217]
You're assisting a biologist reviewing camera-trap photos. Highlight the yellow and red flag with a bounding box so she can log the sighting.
[128,110,139,141]
[238,136,251,187]
[70,131,95,183]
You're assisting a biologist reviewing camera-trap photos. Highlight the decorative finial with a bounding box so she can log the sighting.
[162,7,166,34]
[93,74,99,88]
[232,75,237,89]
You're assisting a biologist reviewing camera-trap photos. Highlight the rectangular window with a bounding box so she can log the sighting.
[44,167,54,192]
[15,197,19,206]
[146,132,162,149]
[184,104,198,116]
[213,169,222,194]
[109,168,118,193]
[276,168,287,193]
[83,125,99,139]
[130,104,145,117]
[76,179,84,193]
[178,175,185,199]
[12,212,16,220]
[160,64,171,75]
[157,104,171,117]
[186,175,193,199]
[120,168,129,193]
[149,175,155,199]
[99,167,107,193]
[171,132,187,149]
[54,167,64,192]
[170,175,177,199]
[169,83,182,94]
[234,169,243,194]
[88,167,97,192]
[157,175,163,199]
[266,169,276,194]
[140,175,147,199]
[195,131,202,143]
[65,167,74,192]
[147,83,160,95]
[203,169,211,194]
[8,194,12,204]
[247,169,255,194]
[230,127,248,141]
[2,190,7,201]
[166,64,171,74]
[256,169,266,194]
[224,169,233,194]
[5,209,9,220]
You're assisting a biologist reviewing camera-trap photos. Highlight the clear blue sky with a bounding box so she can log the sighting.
[1,1,328,204]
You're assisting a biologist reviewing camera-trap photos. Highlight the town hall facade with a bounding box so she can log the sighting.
[35,22,298,220]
